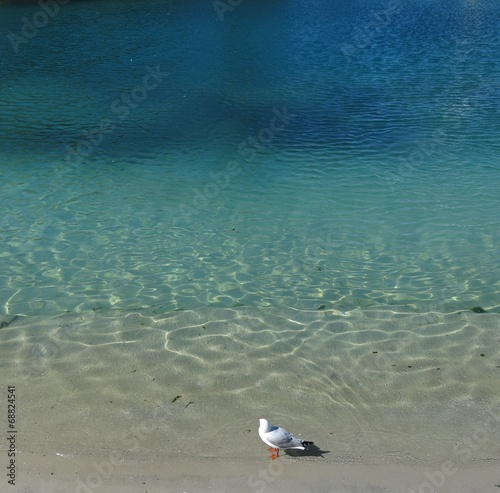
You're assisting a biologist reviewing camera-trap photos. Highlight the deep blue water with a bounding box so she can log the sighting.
[0,0,499,315]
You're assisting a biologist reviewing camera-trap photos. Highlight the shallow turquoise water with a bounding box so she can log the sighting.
[1,0,499,316]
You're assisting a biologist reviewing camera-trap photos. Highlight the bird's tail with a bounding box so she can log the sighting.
[301,440,314,447]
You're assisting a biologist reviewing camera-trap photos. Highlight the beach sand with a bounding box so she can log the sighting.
[13,452,500,493]
[1,307,499,492]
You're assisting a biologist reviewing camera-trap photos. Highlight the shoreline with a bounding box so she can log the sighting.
[1,307,499,492]
[14,452,500,493]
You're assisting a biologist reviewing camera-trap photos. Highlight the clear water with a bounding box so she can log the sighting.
[1,0,500,472]
[1,0,499,316]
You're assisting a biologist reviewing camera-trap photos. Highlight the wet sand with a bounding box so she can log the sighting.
[13,452,500,493]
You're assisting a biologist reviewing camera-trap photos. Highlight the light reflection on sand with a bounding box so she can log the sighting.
[1,306,499,465]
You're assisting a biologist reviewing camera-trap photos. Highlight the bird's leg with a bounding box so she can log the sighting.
[269,448,280,460]
[268,447,276,452]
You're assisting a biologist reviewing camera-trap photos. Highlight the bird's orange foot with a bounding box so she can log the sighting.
[270,453,279,460]
[268,447,276,452]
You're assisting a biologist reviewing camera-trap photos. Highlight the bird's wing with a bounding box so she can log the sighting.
[266,427,303,448]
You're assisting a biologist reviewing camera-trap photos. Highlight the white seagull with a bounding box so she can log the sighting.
[258,418,314,459]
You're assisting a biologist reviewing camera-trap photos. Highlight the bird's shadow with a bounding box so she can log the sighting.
[285,444,329,458]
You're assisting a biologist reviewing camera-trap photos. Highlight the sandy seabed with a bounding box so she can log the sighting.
[1,306,499,492]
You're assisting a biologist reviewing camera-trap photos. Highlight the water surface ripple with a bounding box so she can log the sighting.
[0,0,499,315]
